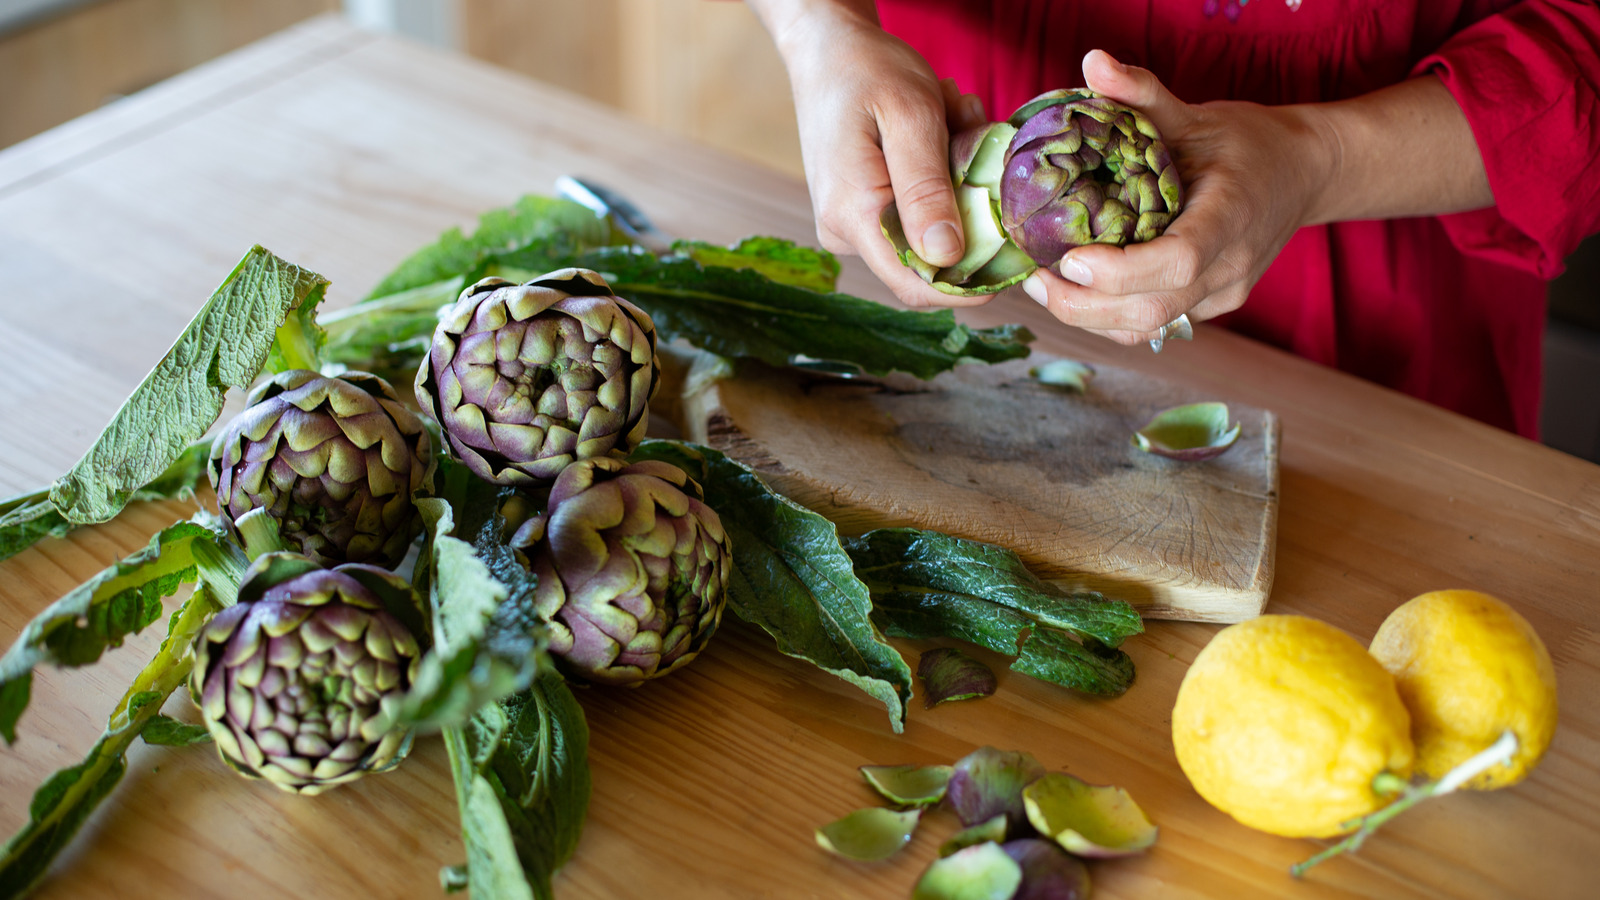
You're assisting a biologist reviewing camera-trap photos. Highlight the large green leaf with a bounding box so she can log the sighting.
[392,469,546,731]
[0,585,222,898]
[578,246,1032,380]
[364,195,616,301]
[48,247,328,525]
[0,518,226,743]
[0,439,216,566]
[845,528,1142,697]
[444,665,591,900]
[630,439,913,732]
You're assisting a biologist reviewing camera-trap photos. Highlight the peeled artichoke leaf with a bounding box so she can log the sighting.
[631,440,913,732]
[861,764,954,808]
[1001,839,1092,900]
[815,807,921,861]
[1132,402,1240,461]
[1030,359,1095,393]
[939,814,1010,857]
[946,746,1049,830]
[48,247,328,526]
[918,647,998,708]
[0,517,227,744]
[1023,772,1157,858]
[913,841,1023,900]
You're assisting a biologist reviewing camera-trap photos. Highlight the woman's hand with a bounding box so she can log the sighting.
[1020,50,1339,345]
[753,0,990,308]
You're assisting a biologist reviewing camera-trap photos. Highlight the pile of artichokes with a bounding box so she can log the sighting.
[882,89,1184,296]
[415,268,732,687]
[199,265,729,795]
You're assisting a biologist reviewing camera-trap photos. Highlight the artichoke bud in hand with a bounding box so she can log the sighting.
[190,553,426,795]
[209,370,435,569]
[510,457,731,686]
[415,268,660,486]
[882,89,1184,296]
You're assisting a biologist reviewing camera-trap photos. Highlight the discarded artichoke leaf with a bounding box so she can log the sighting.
[939,814,1010,857]
[913,841,1023,900]
[815,807,922,862]
[947,746,1048,829]
[1022,772,1158,858]
[1132,401,1240,461]
[918,647,998,708]
[1030,359,1095,393]
[860,764,954,808]
[1001,839,1093,900]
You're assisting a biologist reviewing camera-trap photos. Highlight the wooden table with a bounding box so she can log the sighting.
[2,15,1596,900]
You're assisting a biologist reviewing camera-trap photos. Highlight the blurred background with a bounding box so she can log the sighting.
[1,0,1595,462]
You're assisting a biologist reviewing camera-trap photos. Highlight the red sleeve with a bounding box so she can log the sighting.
[1413,1,1600,279]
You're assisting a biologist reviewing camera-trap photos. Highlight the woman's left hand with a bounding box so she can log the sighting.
[1022,49,1336,345]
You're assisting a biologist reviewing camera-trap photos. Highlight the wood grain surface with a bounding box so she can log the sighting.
[2,15,1598,900]
[686,356,1279,623]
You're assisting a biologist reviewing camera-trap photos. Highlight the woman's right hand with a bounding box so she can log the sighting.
[752,0,989,308]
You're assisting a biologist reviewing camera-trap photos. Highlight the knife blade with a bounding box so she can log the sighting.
[555,176,675,256]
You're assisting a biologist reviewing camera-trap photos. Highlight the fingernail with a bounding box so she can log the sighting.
[962,95,985,123]
[922,222,961,261]
[1023,274,1048,307]
[1062,257,1094,286]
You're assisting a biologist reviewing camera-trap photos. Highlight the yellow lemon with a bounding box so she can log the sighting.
[1172,615,1414,838]
[1369,589,1557,790]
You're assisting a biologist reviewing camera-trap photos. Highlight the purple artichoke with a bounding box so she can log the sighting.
[209,370,434,569]
[415,269,660,486]
[510,457,731,686]
[882,89,1184,296]
[190,554,425,795]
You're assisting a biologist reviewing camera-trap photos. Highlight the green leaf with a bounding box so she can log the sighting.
[0,518,225,743]
[0,439,214,566]
[444,664,591,900]
[630,439,913,732]
[365,195,616,301]
[814,807,921,862]
[139,715,213,747]
[48,247,329,525]
[319,277,464,385]
[676,236,841,293]
[0,491,67,566]
[0,584,222,898]
[392,475,546,731]
[845,528,1142,697]
[578,246,1032,380]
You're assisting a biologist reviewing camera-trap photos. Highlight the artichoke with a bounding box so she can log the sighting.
[415,268,660,486]
[882,89,1184,296]
[209,369,435,569]
[509,457,731,686]
[190,553,426,795]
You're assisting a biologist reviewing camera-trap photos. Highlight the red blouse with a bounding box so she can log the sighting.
[876,0,1600,438]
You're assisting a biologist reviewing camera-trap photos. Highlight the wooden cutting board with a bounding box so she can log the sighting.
[679,354,1280,623]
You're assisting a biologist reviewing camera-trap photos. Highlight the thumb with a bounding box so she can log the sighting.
[1082,49,1190,136]
[878,112,965,268]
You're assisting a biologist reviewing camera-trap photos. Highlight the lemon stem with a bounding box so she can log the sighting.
[1291,730,1519,878]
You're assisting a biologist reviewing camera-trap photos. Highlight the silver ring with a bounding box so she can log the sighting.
[1149,313,1194,354]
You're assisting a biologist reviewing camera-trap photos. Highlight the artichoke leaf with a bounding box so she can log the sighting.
[0,517,227,743]
[50,247,328,526]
